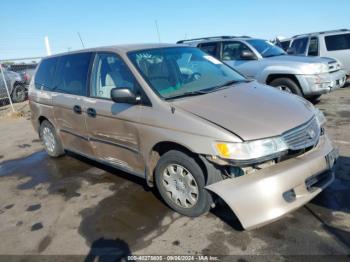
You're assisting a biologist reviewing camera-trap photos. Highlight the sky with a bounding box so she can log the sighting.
[1,0,349,60]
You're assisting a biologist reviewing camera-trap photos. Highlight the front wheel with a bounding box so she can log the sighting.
[11,84,27,103]
[155,150,212,217]
[269,78,303,97]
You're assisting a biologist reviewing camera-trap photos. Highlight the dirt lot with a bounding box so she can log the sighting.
[0,89,349,260]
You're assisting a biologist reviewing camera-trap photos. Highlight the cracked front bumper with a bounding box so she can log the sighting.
[205,134,337,230]
[298,70,347,96]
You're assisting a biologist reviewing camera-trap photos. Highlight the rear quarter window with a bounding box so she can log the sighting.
[53,52,92,96]
[325,33,350,51]
[34,57,59,90]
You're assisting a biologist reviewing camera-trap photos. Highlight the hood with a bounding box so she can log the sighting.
[265,55,340,73]
[267,55,335,64]
[172,81,315,141]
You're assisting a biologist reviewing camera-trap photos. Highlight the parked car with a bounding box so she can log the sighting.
[286,29,350,78]
[29,44,338,229]
[0,66,27,103]
[10,64,38,85]
[178,36,346,100]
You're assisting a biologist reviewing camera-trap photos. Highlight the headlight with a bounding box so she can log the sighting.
[302,63,328,74]
[214,137,288,161]
[315,108,326,127]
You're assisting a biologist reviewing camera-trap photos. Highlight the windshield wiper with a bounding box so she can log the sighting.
[264,53,286,58]
[165,90,207,100]
[207,79,251,92]
[165,79,250,100]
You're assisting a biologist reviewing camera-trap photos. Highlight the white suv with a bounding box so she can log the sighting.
[287,29,350,78]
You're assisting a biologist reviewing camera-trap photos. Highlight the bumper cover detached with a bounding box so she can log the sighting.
[205,135,337,230]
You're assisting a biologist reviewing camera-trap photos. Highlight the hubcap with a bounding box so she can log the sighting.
[277,85,293,94]
[42,127,55,153]
[162,164,199,208]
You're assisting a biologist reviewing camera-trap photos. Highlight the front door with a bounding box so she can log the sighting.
[52,52,94,156]
[221,41,259,78]
[85,52,144,176]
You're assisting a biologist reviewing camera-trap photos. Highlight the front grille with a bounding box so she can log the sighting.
[282,117,320,150]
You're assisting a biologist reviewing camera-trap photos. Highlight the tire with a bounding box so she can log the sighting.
[39,120,65,158]
[308,94,322,103]
[155,150,212,217]
[269,77,303,97]
[11,84,27,103]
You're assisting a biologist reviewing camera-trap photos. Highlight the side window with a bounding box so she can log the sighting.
[91,53,138,99]
[34,57,58,90]
[308,37,319,56]
[198,42,218,58]
[290,37,309,55]
[280,40,290,51]
[222,41,250,61]
[54,52,92,96]
[325,33,350,51]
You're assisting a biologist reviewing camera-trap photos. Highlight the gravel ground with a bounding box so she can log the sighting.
[0,89,349,261]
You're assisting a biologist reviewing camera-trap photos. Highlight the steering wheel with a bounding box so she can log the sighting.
[190,72,202,81]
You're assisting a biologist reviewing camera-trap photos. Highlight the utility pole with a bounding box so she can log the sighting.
[44,36,52,56]
[77,32,85,48]
[154,20,161,43]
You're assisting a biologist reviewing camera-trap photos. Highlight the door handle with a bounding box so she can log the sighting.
[73,105,82,114]
[87,108,96,118]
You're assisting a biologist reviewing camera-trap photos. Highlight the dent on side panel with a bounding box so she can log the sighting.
[205,135,335,230]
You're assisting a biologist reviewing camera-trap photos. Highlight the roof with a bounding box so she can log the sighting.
[292,29,350,38]
[44,43,181,59]
[177,36,251,44]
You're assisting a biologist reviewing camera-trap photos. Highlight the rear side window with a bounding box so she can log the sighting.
[325,33,350,51]
[291,37,308,55]
[35,57,59,90]
[308,37,319,56]
[198,42,218,58]
[54,52,92,96]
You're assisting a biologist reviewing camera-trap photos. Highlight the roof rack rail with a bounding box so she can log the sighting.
[177,35,250,44]
[292,29,349,38]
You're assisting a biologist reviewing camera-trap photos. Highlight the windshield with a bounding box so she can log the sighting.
[128,47,246,99]
[247,39,286,57]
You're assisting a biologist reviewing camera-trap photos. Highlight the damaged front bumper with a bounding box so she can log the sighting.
[205,134,338,230]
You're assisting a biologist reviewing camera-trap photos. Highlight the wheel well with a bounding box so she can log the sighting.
[147,142,207,187]
[38,116,48,125]
[37,116,49,134]
[12,81,25,91]
[266,74,300,87]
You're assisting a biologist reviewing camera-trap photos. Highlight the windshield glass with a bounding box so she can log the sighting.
[247,39,286,57]
[128,47,246,99]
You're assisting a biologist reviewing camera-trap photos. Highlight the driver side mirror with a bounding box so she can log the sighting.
[111,88,140,104]
[240,50,257,60]
[286,47,296,55]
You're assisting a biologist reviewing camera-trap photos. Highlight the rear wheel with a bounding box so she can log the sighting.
[155,150,211,217]
[39,120,65,158]
[11,84,27,103]
[269,77,303,97]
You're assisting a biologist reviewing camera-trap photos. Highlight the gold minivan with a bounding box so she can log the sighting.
[29,44,338,229]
